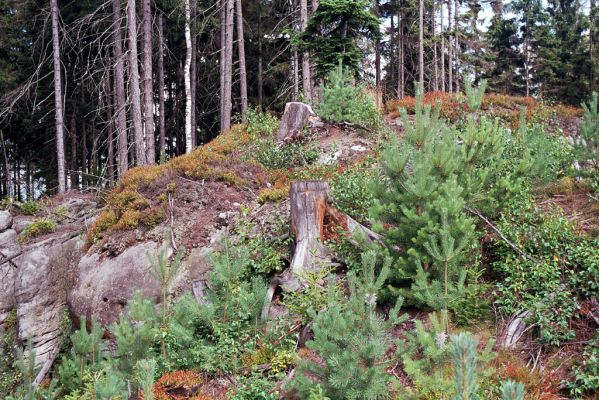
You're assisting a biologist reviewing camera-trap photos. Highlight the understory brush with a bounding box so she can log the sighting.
[492,191,599,345]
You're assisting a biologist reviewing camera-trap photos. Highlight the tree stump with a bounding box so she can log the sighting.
[261,180,397,319]
[275,102,316,144]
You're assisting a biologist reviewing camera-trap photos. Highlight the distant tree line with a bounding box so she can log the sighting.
[0,0,596,197]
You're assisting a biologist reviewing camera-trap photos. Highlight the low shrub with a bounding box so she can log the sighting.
[18,200,39,216]
[330,163,376,224]
[256,140,319,170]
[19,218,57,241]
[492,192,598,345]
[139,207,167,228]
[245,107,279,139]
[565,330,599,397]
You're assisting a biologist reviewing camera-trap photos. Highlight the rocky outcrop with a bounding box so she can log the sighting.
[0,197,97,367]
[69,241,163,326]
[15,234,80,366]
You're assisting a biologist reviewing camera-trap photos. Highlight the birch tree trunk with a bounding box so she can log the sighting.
[300,0,311,100]
[222,0,234,131]
[236,0,248,121]
[158,12,166,159]
[51,0,66,193]
[126,0,146,165]
[112,0,128,176]
[419,0,424,88]
[184,0,193,153]
[141,0,155,163]
[441,0,445,92]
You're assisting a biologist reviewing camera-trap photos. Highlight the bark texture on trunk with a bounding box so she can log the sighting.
[235,0,248,121]
[184,0,193,153]
[454,0,459,93]
[141,0,155,163]
[126,0,146,165]
[448,0,453,93]
[222,0,234,132]
[441,0,445,92]
[51,0,66,193]
[419,0,424,88]
[433,0,438,92]
[300,0,311,100]
[158,12,166,159]
[112,0,128,176]
[219,0,226,131]
[190,2,197,147]
[69,112,77,188]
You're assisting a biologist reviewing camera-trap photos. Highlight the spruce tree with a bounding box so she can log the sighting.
[371,88,477,303]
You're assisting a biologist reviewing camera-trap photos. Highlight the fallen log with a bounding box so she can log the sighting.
[261,180,395,319]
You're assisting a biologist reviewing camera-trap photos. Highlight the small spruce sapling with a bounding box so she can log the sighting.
[93,363,127,400]
[574,92,599,185]
[290,251,407,399]
[147,237,184,358]
[71,316,103,381]
[463,76,488,111]
[112,291,159,376]
[136,358,156,400]
[499,380,525,400]
[450,333,480,400]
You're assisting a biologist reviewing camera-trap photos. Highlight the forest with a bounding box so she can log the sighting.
[0,0,598,399]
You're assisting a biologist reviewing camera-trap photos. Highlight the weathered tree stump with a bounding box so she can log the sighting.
[261,180,395,319]
[275,102,316,144]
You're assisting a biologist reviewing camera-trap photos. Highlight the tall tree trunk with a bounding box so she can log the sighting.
[433,0,438,91]
[592,0,596,94]
[448,0,453,93]
[126,0,146,165]
[81,117,87,188]
[141,0,155,164]
[91,122,98,176]
[50,0,66,193]
[397,11,404,98]
[190,2,197,147]
[112,0,128,176]
[184,0,193,152]
[105,80,115,184]
[236,0,248,121]
[374,0,381,107]
[158,13,166,159]
[219,0,226,131]
[419,0,424,88]
[258,12,264,110]
[454,0,459,92]
[69,112,77,188]
[222,0,234,131]
[300,0,311,100]
[441,0,445,92]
